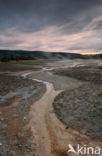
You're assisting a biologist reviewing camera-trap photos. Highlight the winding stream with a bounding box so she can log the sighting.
[22,70,84,156]
[22,62,102,156]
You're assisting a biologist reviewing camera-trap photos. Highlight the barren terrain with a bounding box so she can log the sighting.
[0,73,45,155]
[0,59,102,156]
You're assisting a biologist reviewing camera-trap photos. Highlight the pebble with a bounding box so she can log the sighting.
[0,118,4,121]
[0,142,2,146]
[65,125,69,129]
[2,124,7,129]
[0,112,2,115]
[10,151,17,156]
[23,116,27,121]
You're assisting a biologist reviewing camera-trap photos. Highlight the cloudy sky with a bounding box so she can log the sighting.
[0,0,102,54]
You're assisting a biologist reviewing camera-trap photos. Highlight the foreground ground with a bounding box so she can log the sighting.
[53,66,102,139]
[0,73,45,155]
[0,59,102,156]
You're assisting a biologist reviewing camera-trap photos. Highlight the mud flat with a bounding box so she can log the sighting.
[53,66,102,140]
[27,65,102,156]
[0,73,46,155]
[1,59,102,156]
[53,65,102,84]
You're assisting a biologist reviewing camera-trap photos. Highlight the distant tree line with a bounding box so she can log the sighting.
[0,56,35,62]
[71,54,102,59]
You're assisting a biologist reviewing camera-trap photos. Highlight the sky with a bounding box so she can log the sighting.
[0,0,102,54]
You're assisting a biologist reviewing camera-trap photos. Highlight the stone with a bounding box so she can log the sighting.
[0,118,4,121]
[23,116,27,121]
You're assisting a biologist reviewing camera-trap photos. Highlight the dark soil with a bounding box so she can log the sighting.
[0,62,40,72]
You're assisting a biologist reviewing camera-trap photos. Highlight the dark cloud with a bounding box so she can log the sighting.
[0,0,102,53]
[0,0,102,32]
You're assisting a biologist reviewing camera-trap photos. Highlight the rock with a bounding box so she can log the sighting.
[2,124,7,129]
[0,142,2,146]
[23,116,27,121]
[0,112,2,115]
[65,125,69,129]
[10,151,17,156]
[0,118,4,121]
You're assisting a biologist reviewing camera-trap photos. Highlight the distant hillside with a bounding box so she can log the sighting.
[0,50,102,61]
[0,50,81,61]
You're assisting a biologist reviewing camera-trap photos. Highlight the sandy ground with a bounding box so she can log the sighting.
[27,75,81,156]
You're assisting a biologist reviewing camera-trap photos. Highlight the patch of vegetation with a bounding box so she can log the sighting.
[78,55,92,59]
[0,57,9,62]
[98,66,102,70]
[0,56,35,62]
[92,55,102,59]
[86,100,96,113]
[85,97,102,118]
[94,107,102,118]
[98,90,102,96]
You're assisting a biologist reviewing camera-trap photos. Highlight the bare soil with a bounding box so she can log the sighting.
[1,60,102,156]
[0,73,46,156]
[0,62,37,72]
[27,66,102,156]
[53,66,102,84]
[53,66,102,140]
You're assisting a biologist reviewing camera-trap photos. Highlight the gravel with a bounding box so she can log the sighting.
[0,73,46,155]
[53,66,102,140]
